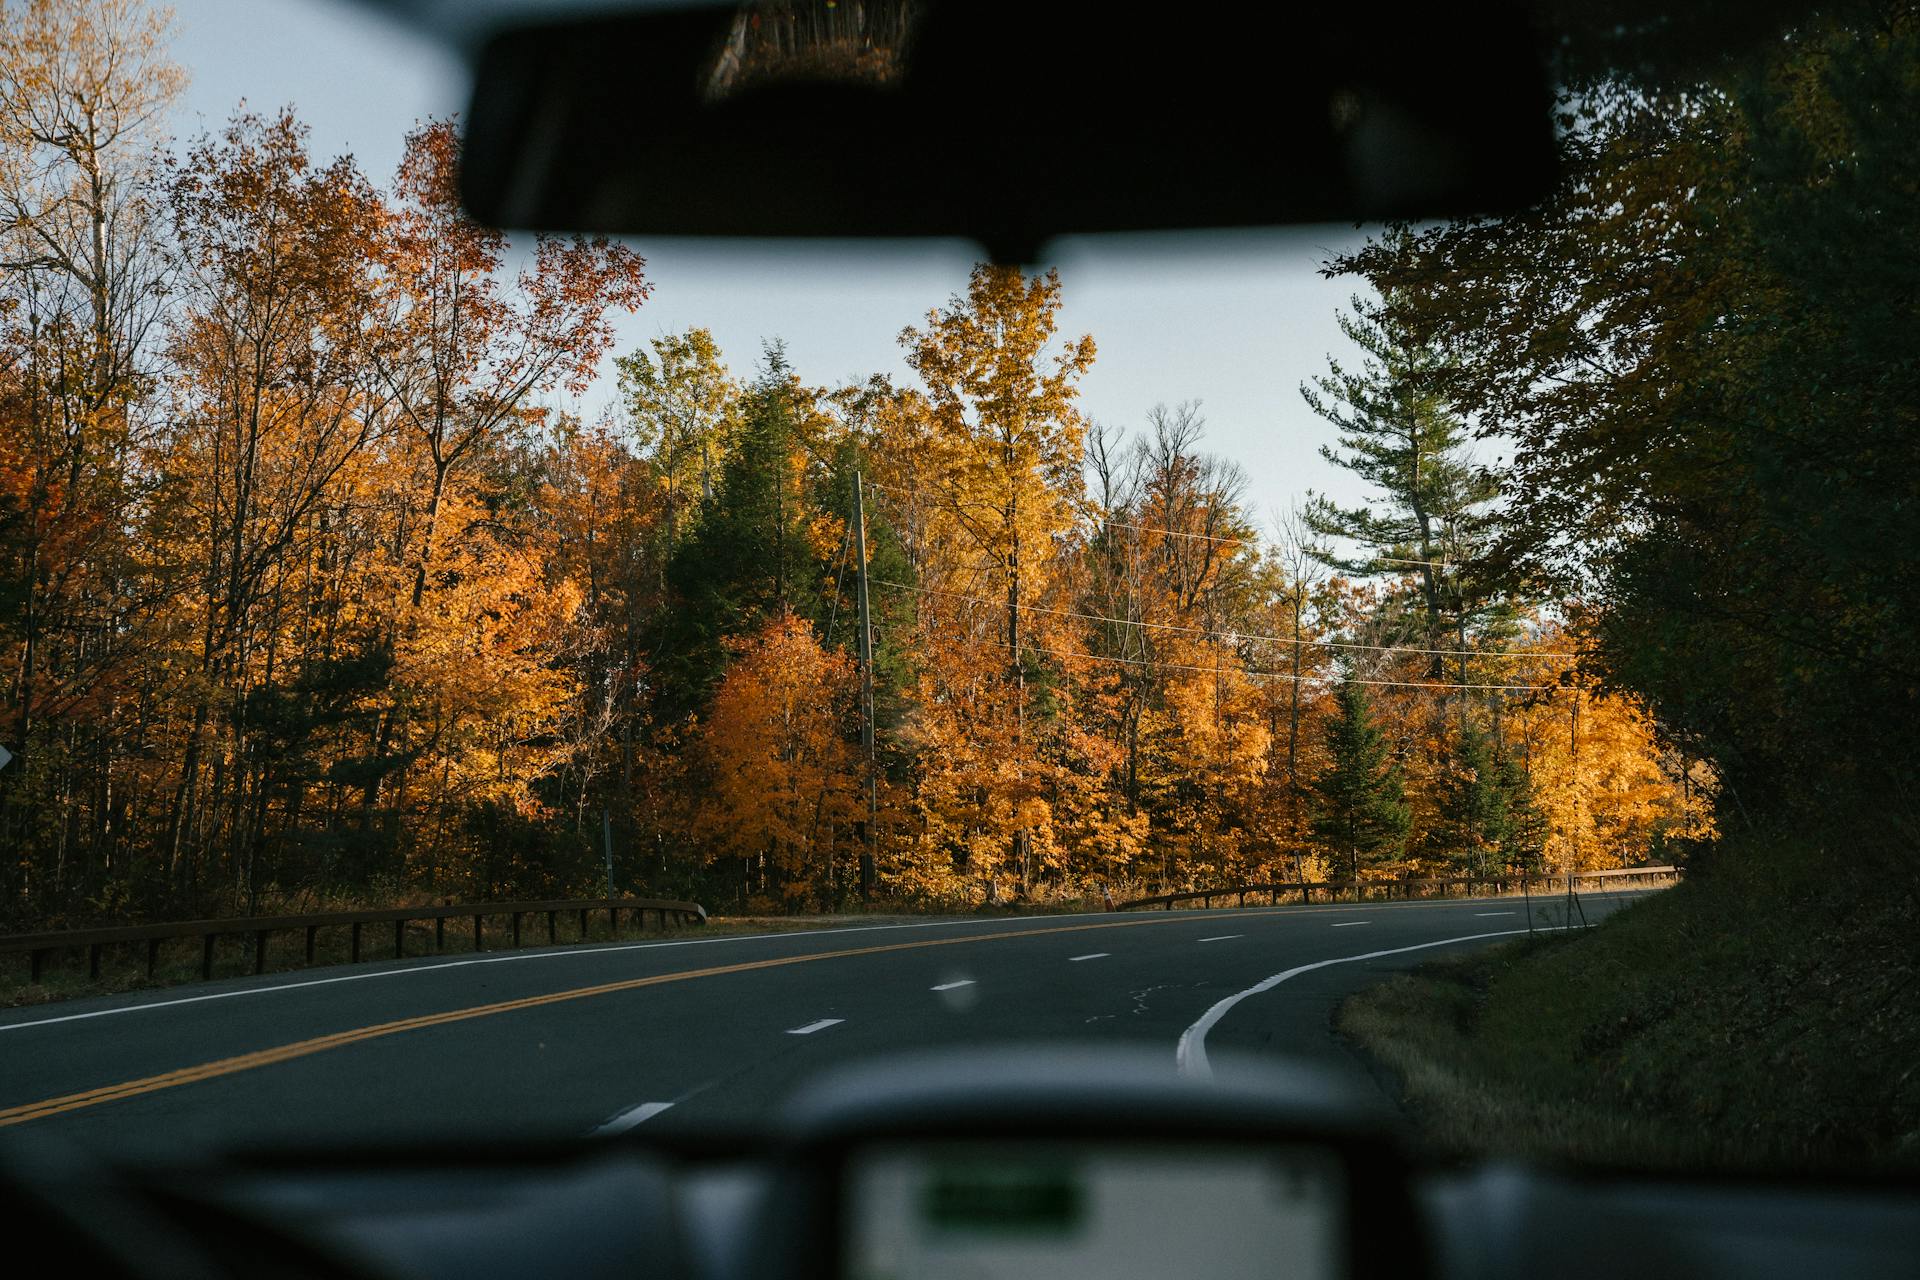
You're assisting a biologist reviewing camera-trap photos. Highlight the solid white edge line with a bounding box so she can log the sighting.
[786,1018,844,1035]
[591,1100,673,1136]
[1175,928,1543,1083]
[0,912,1129,1035]
[930,979,976,991]
[0,890,1653,1035]
[1068,953,1109,962]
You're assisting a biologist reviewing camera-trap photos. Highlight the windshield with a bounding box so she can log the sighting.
[0,0,1911,1183]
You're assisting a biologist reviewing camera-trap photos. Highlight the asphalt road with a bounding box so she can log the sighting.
[0,891,1654,1157]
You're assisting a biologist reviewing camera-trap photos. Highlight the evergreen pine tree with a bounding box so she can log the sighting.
[1299,282,1513,677]
[1310,675,1412,881]
[1496,752,1548,875]
[1433,719,1509,877]
[655,344,826,715]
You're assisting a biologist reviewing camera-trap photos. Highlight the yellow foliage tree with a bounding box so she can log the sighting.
[894,264,1095,892]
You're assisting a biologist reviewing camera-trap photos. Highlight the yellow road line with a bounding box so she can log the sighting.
[0,911,1281,1128]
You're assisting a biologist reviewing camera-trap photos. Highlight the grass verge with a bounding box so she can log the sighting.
[1340,829,1920,1173]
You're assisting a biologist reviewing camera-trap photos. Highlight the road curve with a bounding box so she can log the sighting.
[0,891,1651,1157]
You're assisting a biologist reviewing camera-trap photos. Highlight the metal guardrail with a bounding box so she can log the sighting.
[1117,865,1680,911]
[0,895,708,984]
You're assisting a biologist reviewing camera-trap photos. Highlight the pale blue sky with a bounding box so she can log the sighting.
[167,0,1381,524]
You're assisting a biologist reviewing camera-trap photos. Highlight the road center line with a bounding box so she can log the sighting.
[786,1018,844,1035]
[0,912,1143,1036]
[0,911,1278,1129]
[929,980,975,991]
[591,1100,673,1135]
[1,891,1664,1036]
[1197,935,1241,943]
[1176,929,1540,1082]
[1068,953,1109,962]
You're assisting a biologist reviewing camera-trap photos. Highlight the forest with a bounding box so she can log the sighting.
[0,0,1736,926]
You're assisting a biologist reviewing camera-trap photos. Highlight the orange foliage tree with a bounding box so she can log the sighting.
[691,612,859,908]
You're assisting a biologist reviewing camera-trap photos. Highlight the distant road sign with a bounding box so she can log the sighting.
[0,744,11,770]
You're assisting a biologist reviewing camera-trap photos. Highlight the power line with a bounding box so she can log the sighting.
[1086,510,1453,571]
[872,579,1574,663]
[939,630,1553,694]
[820,519,854,648]
[861,476,1454,570]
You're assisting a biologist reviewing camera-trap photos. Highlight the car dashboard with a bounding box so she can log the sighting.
[14,1048,1918,1280]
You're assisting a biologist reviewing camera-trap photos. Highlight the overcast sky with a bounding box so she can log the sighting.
[166,0,1380,526]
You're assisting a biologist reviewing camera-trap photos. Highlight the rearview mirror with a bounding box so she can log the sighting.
[459,1,1557,261]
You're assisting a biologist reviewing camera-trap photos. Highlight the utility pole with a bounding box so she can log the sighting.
[1566,690,1588,928]
[602,808,614,898]
[854,474,878,902]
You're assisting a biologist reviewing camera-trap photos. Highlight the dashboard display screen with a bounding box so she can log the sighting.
[843,1143,1346,1280]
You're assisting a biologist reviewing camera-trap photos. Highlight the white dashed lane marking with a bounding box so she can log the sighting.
[591,1101,673,1135]
[786,1018,844,1035]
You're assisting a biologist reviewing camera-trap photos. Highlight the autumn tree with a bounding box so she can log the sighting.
[655,344,838,715]
[0,0,180,400]
[692,611,858,908]
[1328,12,1920,825]
[900,265,1094,668]
[156,109,388,905]
[615,326,737,555]
[0,0,182,910]
[896,265,1094,892]
[1077,405,1267,888]
[1253,504,1335,876]
[360,120,650,822]
[532,414,668,844]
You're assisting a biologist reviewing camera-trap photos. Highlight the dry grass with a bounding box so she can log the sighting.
[1340,833,1920,1173]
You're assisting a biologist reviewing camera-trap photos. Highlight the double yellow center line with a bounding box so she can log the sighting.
[0,912,1267,1128]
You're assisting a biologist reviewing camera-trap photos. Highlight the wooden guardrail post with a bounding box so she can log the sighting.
[7,895,709,985]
